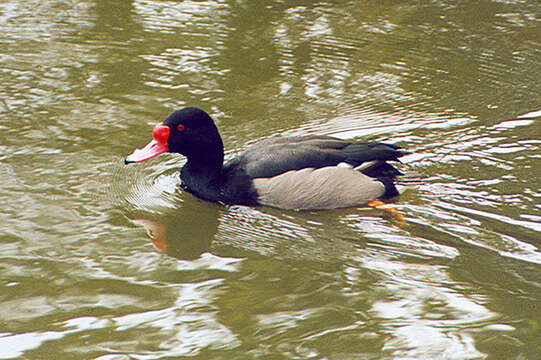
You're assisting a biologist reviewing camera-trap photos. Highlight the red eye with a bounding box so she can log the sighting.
[177,124,185,131]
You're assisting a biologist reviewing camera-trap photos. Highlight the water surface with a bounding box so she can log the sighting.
[1,0,540,359]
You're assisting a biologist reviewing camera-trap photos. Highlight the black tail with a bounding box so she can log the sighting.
[343,142,409,166]
[359,161,404,178]
[343,142,410,198]
[344,141,409,179]
[377,177,400,199]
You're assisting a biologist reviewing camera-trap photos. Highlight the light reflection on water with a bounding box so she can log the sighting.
[0,0,540,359]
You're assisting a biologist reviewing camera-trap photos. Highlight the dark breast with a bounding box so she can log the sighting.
[218,162,259,205]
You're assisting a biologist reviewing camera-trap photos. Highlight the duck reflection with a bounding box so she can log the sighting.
[132,201,220,260]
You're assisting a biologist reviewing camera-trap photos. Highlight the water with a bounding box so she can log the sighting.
[1,0,540,359]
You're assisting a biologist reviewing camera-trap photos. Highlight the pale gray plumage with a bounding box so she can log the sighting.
[253,166,385,210]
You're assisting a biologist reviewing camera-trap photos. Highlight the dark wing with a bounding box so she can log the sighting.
[224,135,408,179]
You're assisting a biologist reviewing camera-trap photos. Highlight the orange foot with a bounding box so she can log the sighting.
[368,200,406,224]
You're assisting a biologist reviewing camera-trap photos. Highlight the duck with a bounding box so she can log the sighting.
[125,107,409,210]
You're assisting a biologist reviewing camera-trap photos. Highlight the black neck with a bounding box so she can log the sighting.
[179,151,224,202]
[177,125,225,201]
[183,156,222,179]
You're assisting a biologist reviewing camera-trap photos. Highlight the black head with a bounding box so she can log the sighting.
[125,107,224,165]
[163,107,222,156]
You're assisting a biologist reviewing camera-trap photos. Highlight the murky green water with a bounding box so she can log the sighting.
[1,1,540,359]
